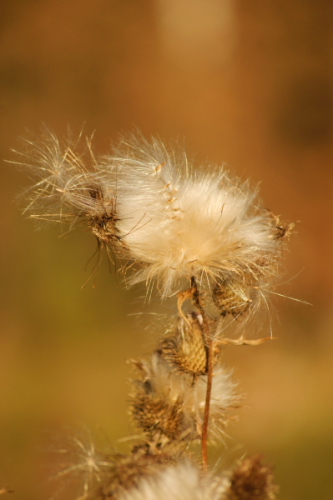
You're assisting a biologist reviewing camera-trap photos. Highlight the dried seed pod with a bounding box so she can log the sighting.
[160,315,210,375]
[129,356,193,443]
[132,392,185,441]
[213,276,258,318]
[90,448,179,500]
[268,212,294,241]
[227,455,278,500]
[65,177,123,250]
[212,253,276,318]
[129,352,240,444]
[15,129,128,259]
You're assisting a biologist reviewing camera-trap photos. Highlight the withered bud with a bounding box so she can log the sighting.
[227,455,278,500]
[268,212,294,242]
[90,448,179,500]
[131,392,185,442]
[161,314,219,376]
[129,352,240,445]
[129,355,194,443]
[212,273,259,318]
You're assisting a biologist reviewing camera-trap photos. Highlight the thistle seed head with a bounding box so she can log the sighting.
[212,269,261,318]
[226,455,278,500]
[129,354,195,443]
[161,314,209,375]
[129,351,240,445]
[89,448,179,500]
[113,135,287,299]
[16,129,125,256]
[131,393,185,442]
[17,130,290,300]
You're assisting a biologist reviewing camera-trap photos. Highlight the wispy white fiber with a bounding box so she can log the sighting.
[119,461,229,500]
[18,131,284,299]
[112,136,279,297]
[48,431,112,499]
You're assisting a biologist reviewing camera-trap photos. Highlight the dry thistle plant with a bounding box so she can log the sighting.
[16,129,293,499]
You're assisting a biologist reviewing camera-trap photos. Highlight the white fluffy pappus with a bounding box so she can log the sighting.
[112,135,281,298]
[119,461,229,500]
[17,131,287,299]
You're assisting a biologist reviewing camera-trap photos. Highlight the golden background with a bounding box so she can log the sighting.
[0,1,332,499]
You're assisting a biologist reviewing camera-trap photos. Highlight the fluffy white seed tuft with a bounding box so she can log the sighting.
[112,136,281,297]
[119,461,229,500]
[17,131,289,300]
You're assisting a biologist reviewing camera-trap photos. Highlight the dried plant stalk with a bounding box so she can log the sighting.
[15,129,291,499]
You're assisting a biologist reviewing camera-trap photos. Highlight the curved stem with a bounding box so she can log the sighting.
[190,277,213,472]
[202,333,213,472]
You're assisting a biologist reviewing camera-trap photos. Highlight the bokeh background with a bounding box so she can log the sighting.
[0,1,332,499]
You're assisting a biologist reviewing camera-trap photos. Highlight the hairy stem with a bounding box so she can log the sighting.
[190,277,214,472]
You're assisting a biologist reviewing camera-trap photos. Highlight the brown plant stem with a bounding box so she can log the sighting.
[190,277,213,472]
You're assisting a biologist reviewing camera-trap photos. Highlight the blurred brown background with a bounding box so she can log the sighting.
[0,1,332,499]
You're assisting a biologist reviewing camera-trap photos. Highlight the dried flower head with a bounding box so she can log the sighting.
[160,313,220,376]
[129,351,239,444]
[88,447,179,500]
[111,136,288,301]
[49,431,186,500]
[226,455,278,500]
[17,130,290,303]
